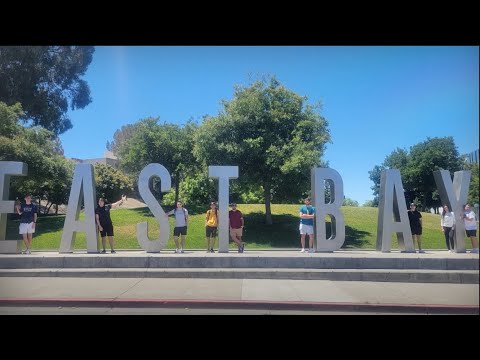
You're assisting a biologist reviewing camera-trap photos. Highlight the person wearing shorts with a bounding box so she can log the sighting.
[95,195,126,253]
[299,197,315,253]
[16,194,37,254]
[463,204,478,254]
[205,201,218,253]
[408,203,424,253]
[166,201,188,253]
[229,203,244,253]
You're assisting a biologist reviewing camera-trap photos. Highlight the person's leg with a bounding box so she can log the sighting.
[309,232,315,251]
[108,236,115,252]
[27,233,33,250]
[180,234,186,252]
[470,235,478,252]
[417,235,423,252]
[22,233,28,252]
[448,228,455,251]
[443,227,450,250]
[101,236,107,252]
[210,232,216,252]
[173,235,180,252]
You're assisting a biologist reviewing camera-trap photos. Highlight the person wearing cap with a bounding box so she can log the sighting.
[229,203,244,253]
[408,203,424,253]
[15,194,38,254]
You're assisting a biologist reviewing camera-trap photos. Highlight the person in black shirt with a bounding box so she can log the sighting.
[408,203,424,253]
[15,194,38,254]
[95,195,126,253]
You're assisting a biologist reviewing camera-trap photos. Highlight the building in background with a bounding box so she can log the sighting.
[465,149,479,164]
[70,150,119,168]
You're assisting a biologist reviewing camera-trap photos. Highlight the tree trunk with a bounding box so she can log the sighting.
[47,202,53,215]
[55,204,59,215]
[264,182,272,225]
[174,170,180,204]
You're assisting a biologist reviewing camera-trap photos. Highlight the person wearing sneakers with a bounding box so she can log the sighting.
[408,203,424,253]
[205,201,218,253]
[463,204,478,254]
[440,204,455,252]
[229,203,244,253]
[166,201,188,253]
[299,197,315,253]
[95,195,126,253]
[16,194,38,254]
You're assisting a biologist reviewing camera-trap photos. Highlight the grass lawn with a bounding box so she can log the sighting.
[5,204,477,251]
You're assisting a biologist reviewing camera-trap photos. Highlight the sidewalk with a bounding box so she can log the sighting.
[0,276,478,314]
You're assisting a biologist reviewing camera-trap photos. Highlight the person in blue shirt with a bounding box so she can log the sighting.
[15,194,38,254]
[299,197,315,253]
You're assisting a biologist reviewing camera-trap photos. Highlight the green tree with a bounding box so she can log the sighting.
[369,137,463,211]
[114,118,198,203]
[0,102,72,212]
[39,157,74,214]
[362,200,376,207]
[94,163,134,202]
[0,46,94,135]
[342,197,359,207]
[194,76,330,224]
[464,162,479,207]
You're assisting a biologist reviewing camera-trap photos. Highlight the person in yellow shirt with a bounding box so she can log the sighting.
[205,201,218,253]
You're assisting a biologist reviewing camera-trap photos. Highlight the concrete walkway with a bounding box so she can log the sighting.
[0,276,478,314]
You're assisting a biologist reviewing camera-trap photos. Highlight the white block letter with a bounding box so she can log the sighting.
[209,166,238,253]
[60,164,98,253]
[311,168,345,251]
[376,169,414,252]
[137,163,171,252]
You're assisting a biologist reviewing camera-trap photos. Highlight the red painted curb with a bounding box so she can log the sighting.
[0,298,477,313]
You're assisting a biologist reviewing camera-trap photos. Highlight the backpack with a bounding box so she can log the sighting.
[171,207,187,223]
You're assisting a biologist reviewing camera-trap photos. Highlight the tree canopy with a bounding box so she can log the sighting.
[369,137,463,210]
[194,76,330,224]
[0,101,74,212]
[0,46,94,135]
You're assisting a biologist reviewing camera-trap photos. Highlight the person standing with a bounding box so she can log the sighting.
[229,203,244,253]
[299,197,315,253]
[408,203,424,253]
[440,204,455,252]
[166,201,188,253]
[95,195,126,253]
[16,194,38,254]
[463,204,478,254]
[205,201,218,253]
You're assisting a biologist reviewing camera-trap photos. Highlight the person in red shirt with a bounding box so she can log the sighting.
[229,203,245,253]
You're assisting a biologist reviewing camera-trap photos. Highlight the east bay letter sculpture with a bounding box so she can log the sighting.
[0,161,472,254]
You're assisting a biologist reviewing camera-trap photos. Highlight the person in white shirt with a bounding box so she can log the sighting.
[463,204,478,254]
[440,204,455,252]
[165,201,189,253]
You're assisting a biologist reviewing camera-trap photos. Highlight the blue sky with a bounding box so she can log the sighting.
[60,46,479,205]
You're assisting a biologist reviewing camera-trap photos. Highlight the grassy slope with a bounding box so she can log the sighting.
[5,204,476,250]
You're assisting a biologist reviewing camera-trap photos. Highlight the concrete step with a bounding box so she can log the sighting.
[0,268,477,283]
[0,251,478,270]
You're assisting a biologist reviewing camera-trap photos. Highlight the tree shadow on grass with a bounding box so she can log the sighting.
[6,215,66,239]
[129,205,208,217]
[244,211,372,248]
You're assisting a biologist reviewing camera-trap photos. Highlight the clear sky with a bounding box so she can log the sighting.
[59,46,479,205]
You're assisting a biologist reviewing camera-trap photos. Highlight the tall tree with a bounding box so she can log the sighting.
[115,117,198,203]
[194,76,331,224]
[0,46,94,135]
[0,101,73,212]
[369,137,463,210]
